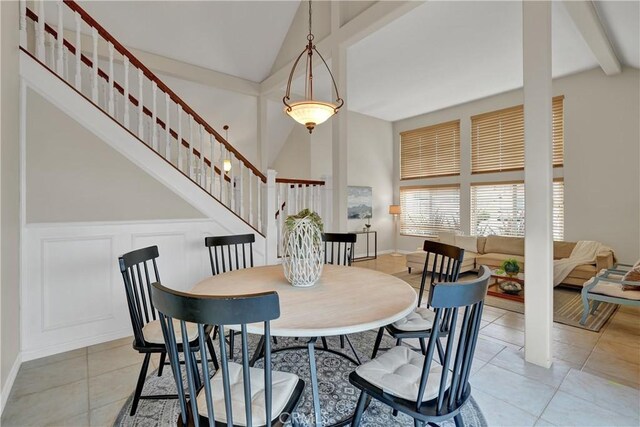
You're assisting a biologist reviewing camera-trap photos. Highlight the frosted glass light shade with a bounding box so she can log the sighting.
[223,159,232,172]
[285,101,337,133]
[389,205,401,215]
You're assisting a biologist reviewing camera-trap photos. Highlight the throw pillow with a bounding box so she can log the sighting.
[622,259,640,291]
[455,235,478,254]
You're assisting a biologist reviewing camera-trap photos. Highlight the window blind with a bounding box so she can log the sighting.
[400,185,461,237]
[470,180,564,240]
[471,96,564,174]
[400,120,460,179]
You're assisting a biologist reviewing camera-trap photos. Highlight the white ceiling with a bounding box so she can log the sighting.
[77,1,300,83]
[346,1,637,122]
[595,1,640,69]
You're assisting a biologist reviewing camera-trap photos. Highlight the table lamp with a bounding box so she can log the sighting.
[389,205,402,257]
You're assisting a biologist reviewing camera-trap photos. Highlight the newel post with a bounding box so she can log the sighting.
[321,174,333,232]
[265,169,278,265]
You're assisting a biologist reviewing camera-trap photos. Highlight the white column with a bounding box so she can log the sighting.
[265,169,278,264]
[321,174,333,232]
[523,0,554,368]
[331,45,348,232]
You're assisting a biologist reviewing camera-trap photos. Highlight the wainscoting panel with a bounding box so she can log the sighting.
[22,219,266,361]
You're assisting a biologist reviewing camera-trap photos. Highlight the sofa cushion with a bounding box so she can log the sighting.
[553,241,577,260]
[476,253,525,270]
[622,260,640,291]
[455,235,478,254]
[477,237,487,254]
[567,263,597,280]
[407,251,476,270]
[438,231,456,246]
[483,236,524,256]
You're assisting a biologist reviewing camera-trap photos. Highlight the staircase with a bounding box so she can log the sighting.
[18,0,332,360]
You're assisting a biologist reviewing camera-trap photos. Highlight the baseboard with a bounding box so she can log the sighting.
[20,328,131,363]
[1,353,22,415]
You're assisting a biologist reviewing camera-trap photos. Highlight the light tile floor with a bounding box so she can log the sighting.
[2,255,639,426]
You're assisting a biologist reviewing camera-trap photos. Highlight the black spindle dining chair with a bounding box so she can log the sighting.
[118,246,219,416]
[350,266,491,427]
[322,232,357,266]
[151,283,305,427]
[205,233,255,275]
[371,240,465,360]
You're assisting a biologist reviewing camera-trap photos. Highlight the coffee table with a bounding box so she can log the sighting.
[487,270,525,303]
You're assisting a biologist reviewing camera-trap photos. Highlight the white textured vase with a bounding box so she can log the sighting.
[282,217,324,287]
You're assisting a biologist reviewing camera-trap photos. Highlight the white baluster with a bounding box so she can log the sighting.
[108,42,115,115]
[74,12,81,90]
[230,155,236,212]
[56,1,63,75]
[187,115,194,178]
[91,27,98,103]
[151,82,158,151]
[48,33,55,68]
[248,173,253,225]
[210,134,215,193]
[19,0,27,46]
[137,68,144,140]
[123,57,130,128]
[63,48,69,80]
[219,146,225,202]
[258,177,263,232]
[165,93,171,160]
[200,125,206,187]
[239,164,245,219]
[36,0,45,60]
[177,106,183,171]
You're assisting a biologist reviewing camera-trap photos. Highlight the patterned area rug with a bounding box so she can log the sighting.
[393,271,617,332]
[114,331,488,426]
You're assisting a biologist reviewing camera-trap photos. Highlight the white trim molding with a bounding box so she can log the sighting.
[0,354,22,415]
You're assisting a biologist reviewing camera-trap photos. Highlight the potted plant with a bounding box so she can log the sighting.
[498,258,520,277]
[282,209,324,287]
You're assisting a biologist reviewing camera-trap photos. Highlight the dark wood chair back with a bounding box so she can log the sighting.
[418,240,465,307]
[118,245,161,348]
[205,233,255,275]
[322,233,357,266]
[151,283,285,426]
[416,266,490,416]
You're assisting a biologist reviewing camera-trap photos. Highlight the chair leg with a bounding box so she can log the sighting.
[454,413,464,427]
[272,336,278,345]
[352,391,368,426]
[212,325,218,340]
[157,351,166,376]
[206,335,220,371]
[396,338,403,346]
[591,300,602,314]
[372,327,384,359]
[414,419,424,427]
[321,337,328,349]
[419,338,427,355]
[340,335,345,349]
[229,331,235,360]
[436,338,445,364]
[130,353,151,416]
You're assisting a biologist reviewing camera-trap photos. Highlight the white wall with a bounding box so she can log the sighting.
[1,0,21,410]
[26,89,206,223]
[393,66,640,263]
[270,125,311,179]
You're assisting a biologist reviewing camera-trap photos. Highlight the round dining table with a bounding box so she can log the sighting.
[191,264,417,426]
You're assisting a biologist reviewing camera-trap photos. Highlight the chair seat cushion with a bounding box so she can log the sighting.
[355,346,448,402]
[196,361,299,426]
[142,319,199,345]
[590,281,640,300]
[392,306,435,331]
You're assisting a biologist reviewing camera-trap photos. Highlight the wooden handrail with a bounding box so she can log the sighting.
[275,178,325,186]
[61,0,266,182]
[26,8,232,184]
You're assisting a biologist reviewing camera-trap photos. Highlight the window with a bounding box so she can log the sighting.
[400,185,461,237]
[470,180,565,240]
[400,120,460,180]
[471,96,564,174]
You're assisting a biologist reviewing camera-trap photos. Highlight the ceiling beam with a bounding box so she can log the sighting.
[260,1,424,95]
[562,1,621,75]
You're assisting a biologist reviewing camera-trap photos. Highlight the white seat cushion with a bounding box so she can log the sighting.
[591,281,640,300]
[355,346,449,402]
[196,362,299,426]
[141,319,199,344]
[392,306,435,331]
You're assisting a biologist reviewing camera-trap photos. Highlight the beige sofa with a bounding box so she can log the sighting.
[406,234,615,288]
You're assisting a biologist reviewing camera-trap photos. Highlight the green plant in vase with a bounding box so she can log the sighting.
[497,258,520,277]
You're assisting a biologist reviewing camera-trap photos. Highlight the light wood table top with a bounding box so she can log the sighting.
[190,264,417,337]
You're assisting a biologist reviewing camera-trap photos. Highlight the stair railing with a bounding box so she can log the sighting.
[20,0,266,234]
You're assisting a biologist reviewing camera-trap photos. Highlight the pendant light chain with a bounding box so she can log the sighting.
[308,0,313,40]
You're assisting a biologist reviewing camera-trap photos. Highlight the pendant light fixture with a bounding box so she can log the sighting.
[223,125,232,173]
[283,0,343,133]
